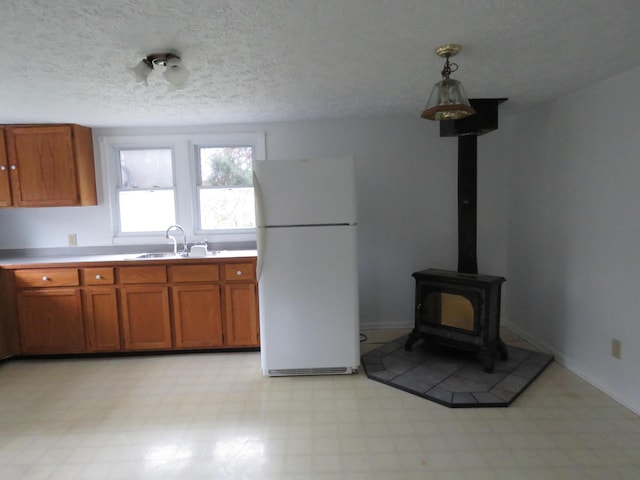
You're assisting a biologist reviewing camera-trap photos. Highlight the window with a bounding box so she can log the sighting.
[100,132,265,245]
[116,148,176,232]
[197,146,255,230]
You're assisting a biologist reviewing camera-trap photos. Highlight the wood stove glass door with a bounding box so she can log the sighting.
[422,292,475,332]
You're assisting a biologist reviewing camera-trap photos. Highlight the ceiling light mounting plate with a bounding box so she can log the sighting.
[435,44,461,58]
[147,52,180,67]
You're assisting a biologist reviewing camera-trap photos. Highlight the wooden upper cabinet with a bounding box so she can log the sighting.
[2,124,97,207]
[0,129,12,207]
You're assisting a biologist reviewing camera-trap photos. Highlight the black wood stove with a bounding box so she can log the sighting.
[406,269,507,372]
[405,99,508,372]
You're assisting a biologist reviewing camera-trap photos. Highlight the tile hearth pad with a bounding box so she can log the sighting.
[361,335,553,407]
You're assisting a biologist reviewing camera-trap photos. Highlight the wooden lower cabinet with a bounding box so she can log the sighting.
[224,283,259,347]
[172,285,223,348]
[84,287,120,351]
[17,288,86,354]
[120,286,172,350]
[6,258,258,356]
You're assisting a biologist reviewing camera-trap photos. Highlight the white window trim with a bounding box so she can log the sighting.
[99,132,265,246]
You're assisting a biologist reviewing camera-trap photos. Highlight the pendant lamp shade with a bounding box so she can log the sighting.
[422,78,475,120]
[422,44,475,121]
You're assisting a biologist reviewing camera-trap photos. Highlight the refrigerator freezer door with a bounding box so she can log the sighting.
[258,225,359,375]
[253,157,356,227]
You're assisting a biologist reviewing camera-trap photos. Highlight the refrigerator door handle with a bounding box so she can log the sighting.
[257,227,265,279]
[253,172,265,278]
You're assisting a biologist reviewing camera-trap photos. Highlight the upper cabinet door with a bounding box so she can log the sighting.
[0,129,12,207]
[4,124,97,207]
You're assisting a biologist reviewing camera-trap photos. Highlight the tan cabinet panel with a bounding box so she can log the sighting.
[119,266,167,284]
[0,129,12,207]
[17,288,85,354]
[224,262,256,282]
[84,287,120,351]
[172,285,223,348]
[168,264,219,283]
[83,267,115,285]
[15,268,79,289]
[3,124,97,207]
[224,283,259,347]
[120,286,172,350]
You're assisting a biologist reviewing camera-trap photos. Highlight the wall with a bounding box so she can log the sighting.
[505,65,640,414]
[0,117,511,330]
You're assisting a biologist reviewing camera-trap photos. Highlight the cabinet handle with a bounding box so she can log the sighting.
[0,166,6,171]
[10,165,17,170]
[42,276,50,282]
[236,270,242,276]
[95,275,102,280]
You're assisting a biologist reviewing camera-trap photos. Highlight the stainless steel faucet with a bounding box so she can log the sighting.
[165,224,188,256]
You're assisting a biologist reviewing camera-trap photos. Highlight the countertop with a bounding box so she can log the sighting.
[0,248,257,268]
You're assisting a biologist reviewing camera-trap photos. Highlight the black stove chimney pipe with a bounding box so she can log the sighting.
[457,136,478,274]
[439,98,507,275]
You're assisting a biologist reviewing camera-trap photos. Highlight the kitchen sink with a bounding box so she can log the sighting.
[132,251,225,260]
[133,252,183,259]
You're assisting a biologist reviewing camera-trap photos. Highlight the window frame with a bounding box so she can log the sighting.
[114,146,178,235]
[193,143,256,235]
[99,132,265,246]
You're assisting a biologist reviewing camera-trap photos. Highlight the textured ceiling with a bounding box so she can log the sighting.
[2,0,640,127]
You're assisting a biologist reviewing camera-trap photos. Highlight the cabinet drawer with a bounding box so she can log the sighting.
[83,267,115,285]
[15,268,79,289]
[119,266,167,284]
[224,262,256,281]
[168,264,220,283]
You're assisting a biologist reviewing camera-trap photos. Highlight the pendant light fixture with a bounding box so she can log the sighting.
[421,44,475,121]
[131,51,189,90]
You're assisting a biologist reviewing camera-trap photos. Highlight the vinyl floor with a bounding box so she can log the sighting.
[0,329,639,479]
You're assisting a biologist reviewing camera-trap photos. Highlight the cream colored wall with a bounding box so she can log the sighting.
[0,117,511,332]
[505,65,640,414]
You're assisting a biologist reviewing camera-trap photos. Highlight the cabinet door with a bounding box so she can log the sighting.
[224,283,259,347]
[172,285,223,348]
[84,287,120,351]
[17,288,86,354]
[120,286,172,350]
[5,125,92,207]
[0,307,9,359]
[0,129,12,207]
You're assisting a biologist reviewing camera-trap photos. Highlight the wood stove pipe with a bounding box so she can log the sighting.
[457,135,478,274]
[439,98,507,275]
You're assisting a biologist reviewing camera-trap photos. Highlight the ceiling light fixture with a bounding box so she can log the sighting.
[421,44,475,121]
[131,52,189,90]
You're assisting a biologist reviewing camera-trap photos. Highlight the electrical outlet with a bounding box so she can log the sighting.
[68,233,78,247]
[611,338,621,359]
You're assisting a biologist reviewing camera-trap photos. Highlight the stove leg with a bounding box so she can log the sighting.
[498,338,509,361]
[404,330,420,351]
[481,351,495,373]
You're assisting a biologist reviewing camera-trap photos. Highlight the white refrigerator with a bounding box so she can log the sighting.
[253,157,360,376]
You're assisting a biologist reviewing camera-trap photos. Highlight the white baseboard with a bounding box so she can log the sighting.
[359,320,413,330]
[502,320,640,416]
